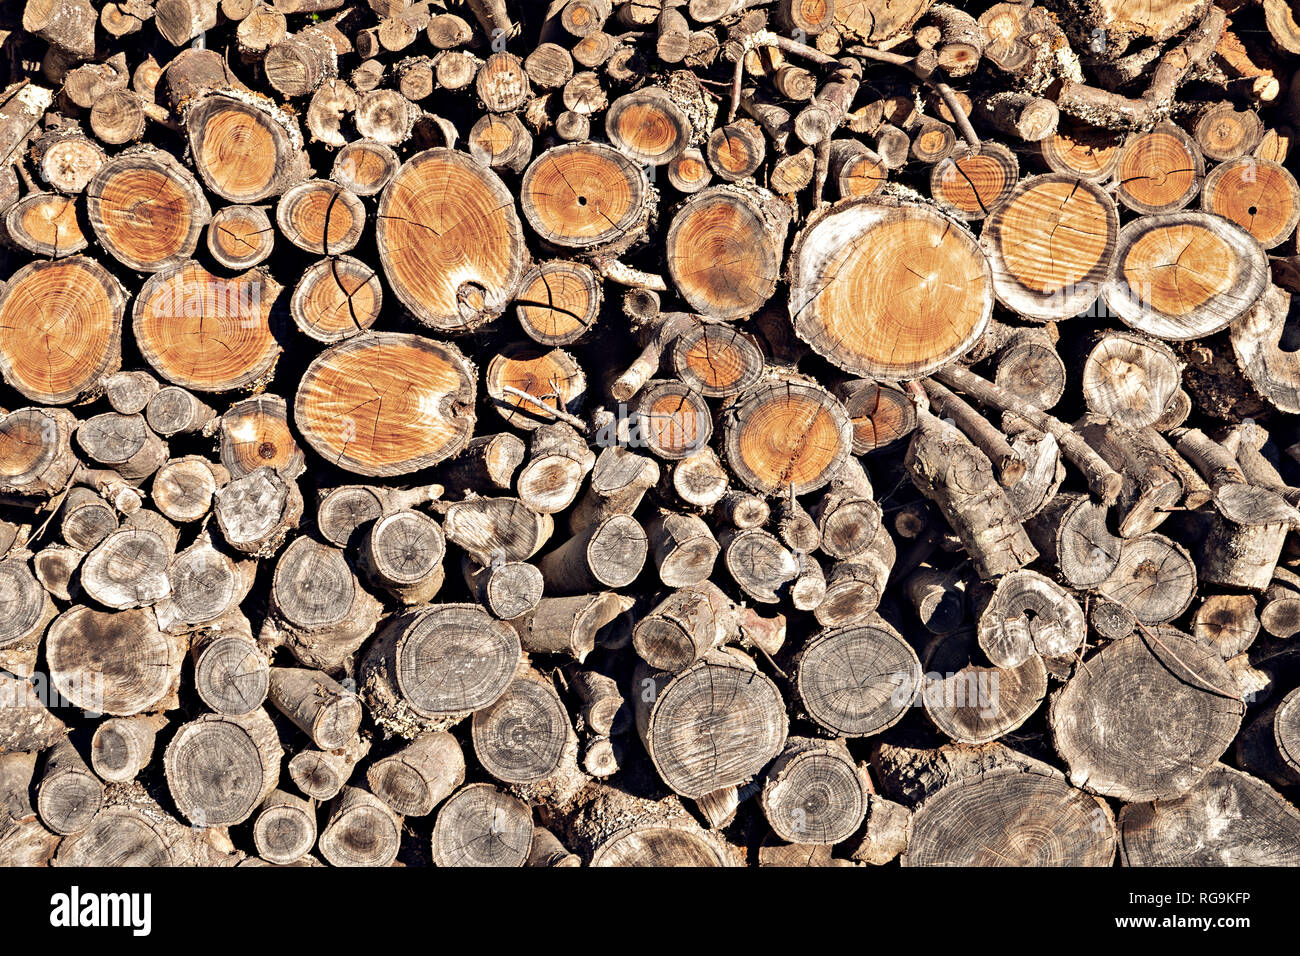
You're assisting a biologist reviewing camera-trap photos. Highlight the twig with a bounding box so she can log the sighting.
[499,385,587,428]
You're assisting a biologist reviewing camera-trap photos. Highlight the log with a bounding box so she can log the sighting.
[978,173,1117,321]
[793,618,921,737]
[0,257,124,404]
[46,605,183,716]
[431,784,533,867]
[376,148,526,332]
[721,378,851,496]
[90,714,167,783]
[761,737,869,845]
[790,200,991,378]
[268,535,381,670]
[164,708,282,826]
[359,604,520,734]
[632,580,735,671]
[215,466,303,557]
[514,260,602,347]
[1119,764,1300,866]
[253,790,316,864]
[903,764,1115,866]
[4,192,87,257]
[472,669,575,785]
[157,530,252,631]
[906,410,1037,580]
[36,738,103,835]
[367,731,464,816]
[191,617,269,714]
[276,180,365,255]
[184,93,310,203]
[288,734,369,801]
[1050,628,1243,801]
[87,146,210,273]
[318,786,401,867]
[521,142,652,259]
[332,139,400,196]
[133,261,281,393]
[667,184,791,321]
[296,333,476,476]
[922,627,1047,745]
[360,507,445,603]
[1201,157,1300,250]
[929,142,1017,220]
[207,204,275,270]
[635,650,787,798]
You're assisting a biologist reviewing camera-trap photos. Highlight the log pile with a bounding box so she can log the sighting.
[2,0,1300,868]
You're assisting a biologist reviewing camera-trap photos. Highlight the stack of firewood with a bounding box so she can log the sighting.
[2,0,1300,868]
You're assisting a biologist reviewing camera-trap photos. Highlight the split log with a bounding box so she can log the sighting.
[215,466,303,557]
[0,671,66,753]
